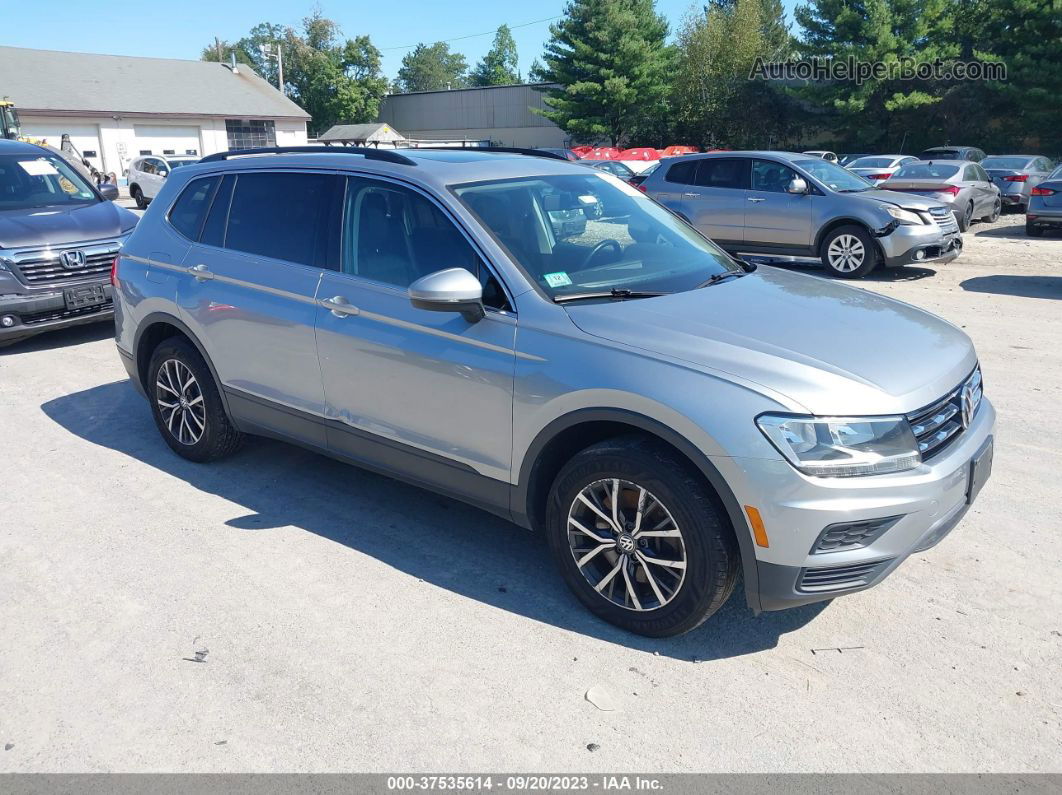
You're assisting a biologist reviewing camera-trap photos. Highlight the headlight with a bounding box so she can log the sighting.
[885,206,926,225]
[756,414,921,477]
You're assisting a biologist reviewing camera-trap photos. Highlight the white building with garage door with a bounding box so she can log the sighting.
[0,45,309,180]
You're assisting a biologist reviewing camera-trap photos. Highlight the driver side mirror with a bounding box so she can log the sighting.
[158,169,169,178]
[786,177,808,195]
[98,183,119,201]
[409,267,485,323]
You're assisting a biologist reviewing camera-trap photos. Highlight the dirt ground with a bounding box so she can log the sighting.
[0,212,1059,773]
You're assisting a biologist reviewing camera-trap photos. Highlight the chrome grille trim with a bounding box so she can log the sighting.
[907,367,982,461]
[8,240,122,286]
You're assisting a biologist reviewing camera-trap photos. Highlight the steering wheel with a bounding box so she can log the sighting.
[580,239,623,269]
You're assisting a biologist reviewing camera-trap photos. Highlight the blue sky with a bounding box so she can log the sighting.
[1,0,800,81]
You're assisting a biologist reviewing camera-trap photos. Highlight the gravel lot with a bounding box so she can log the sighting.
[1,213,1059,773]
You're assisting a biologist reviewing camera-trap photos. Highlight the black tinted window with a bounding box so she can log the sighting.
[665,160,698,184]
[200,174,234,248]
[695,158,748,189]
[169,176,219,240]
[225,172,335,266]
[751,159,799,193]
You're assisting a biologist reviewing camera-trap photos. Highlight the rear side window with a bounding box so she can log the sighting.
[698,158,749,189]
[224,172,335,267]
[169,176,220,240]
[665,160,698,184]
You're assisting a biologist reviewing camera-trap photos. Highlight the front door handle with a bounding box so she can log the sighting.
[747,197,766,203]
[188,263,214,281]
[320,295,360,317]
[682,192,698,198]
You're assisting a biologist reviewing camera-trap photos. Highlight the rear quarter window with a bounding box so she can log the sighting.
[665,160,698,184]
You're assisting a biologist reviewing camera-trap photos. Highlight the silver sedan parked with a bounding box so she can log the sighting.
[846,154,919,185]
[981,155,1055,212]
[884,160,1001,231]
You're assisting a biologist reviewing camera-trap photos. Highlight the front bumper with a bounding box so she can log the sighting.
[0,282,113,343]
[878,222,963,267]
[712,397,996,612]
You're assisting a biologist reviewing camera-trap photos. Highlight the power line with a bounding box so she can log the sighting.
[380,15,561,51]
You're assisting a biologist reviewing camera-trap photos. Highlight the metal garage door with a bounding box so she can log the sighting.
[133,124,202,157]
[19,121,103,171]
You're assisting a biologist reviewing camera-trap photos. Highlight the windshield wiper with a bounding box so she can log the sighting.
[697,270,747,288]
[553,288,668,304]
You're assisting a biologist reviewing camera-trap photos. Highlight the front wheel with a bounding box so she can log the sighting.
[545,436,739,637]
[131,185,147,210]
[820,225,879,278]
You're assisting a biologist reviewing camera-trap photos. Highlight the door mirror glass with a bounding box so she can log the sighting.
[786,177,808,194]
[409,267,485,323]
[98,182,119,201]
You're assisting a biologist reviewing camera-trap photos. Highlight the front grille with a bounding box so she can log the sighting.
[21,302,112,326]
[811,516,901,554]
[928,205,959,235]
[10,243,120,285]
[907,368,982,461]
[798,559,893,592]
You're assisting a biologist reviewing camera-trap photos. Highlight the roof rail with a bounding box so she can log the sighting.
[200,146,417,166]
[411,146,571,162]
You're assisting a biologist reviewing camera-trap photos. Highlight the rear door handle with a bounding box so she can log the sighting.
[320,295,360,317]
[747,197,766,203]
[682,192,698,198]
[188,263,214,281]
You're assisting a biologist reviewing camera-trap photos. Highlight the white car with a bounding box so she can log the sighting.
[846,154,919,184]
[802,150,839,163]
[126,155,198,208]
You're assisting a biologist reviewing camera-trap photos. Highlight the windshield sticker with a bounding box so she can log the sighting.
[544,271,573,288]
[18,159,60,176]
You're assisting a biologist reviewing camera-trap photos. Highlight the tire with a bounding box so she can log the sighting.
[147,337,242,462]
[819,224,880,278]
[957,202,973,232]
[545,435,739,637]
[1026,222,1043,237]
[983,198,1001,223]
[131,185,147,210]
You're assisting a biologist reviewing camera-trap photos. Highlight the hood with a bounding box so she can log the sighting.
[0,201,138,250]
[564,267,976,415]
[856,189,950,212]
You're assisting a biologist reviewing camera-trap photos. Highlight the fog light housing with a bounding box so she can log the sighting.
[914,249,925,261]
[811,516,902,553]
[1,315,16,328]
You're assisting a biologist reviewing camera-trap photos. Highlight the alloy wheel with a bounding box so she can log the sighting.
[566,478,687,611]
[826,234,865,272]
[155,358,206,446]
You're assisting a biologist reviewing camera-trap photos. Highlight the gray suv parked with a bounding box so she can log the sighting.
[114,147,995,636]
[0,139,138,346]
[643,151,962,278]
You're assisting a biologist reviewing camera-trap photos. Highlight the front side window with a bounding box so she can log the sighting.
[751,159,798,193]
[169,176,220,240]
[0,154,99,210]
[341,177,509,310]
[224,171,334,266]
[454,171,739,300]
[793,159,873,192]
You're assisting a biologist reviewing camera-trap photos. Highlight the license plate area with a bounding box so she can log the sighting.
[63,283,107,310]
[967,436,994,504]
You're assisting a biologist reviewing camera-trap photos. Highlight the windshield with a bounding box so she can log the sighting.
[981,156,1033,170]
[453,172,739,299]
[0,154,98,210]
[793,158,873,192]
[894,162,960,179]
[850,157,898,169]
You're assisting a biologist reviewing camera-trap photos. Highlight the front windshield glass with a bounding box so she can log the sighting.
[453,172,739,299]
[0,154,98,210]
[894,162,961,179]
[793,159,873,192]
[850,157,898,169]
[981,156,1032,170]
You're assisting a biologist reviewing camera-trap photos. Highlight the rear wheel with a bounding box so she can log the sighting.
[820,225,879,278]
[147,337,242,462]
[983,198,1001,223]
[545,436,738,637]
[131,185,147,210]
[957,202,974,232]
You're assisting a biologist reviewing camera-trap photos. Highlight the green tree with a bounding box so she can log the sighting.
[396,42,469,92]
[201,13,388,136]
[534,0,671,146]
[470,25,520,86]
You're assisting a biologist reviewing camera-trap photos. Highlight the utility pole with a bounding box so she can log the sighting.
[214,37,223,63]
[260,43,285,95]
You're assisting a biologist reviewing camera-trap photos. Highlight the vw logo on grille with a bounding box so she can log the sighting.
[59,249,87,269]
[960,381,976,429]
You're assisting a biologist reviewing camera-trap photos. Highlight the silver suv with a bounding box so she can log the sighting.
[114,147,995,636]
[642,151,963,278]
